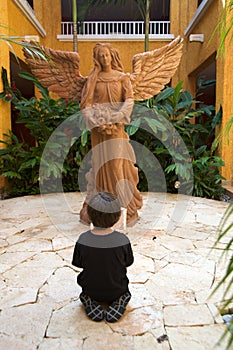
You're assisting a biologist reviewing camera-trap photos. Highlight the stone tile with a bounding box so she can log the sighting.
[125,229,146,243]
[195,247,227,262]
[154,259,169,273]
[16,218,48,232]
[83,334,134,350]
[3,252,64,288]
[6,229,43,245]
[164,304,214,326]
[166,324,230,350]
[195,210,225,227]
[38,338,83,350]
[1,192,232,350]
[132,239,170,260]
[150,326,171,349]
[46,301,112,338]
[0,334,35,350]
[207,304,224,324]
[0,251,36,273]
[56,246,74,263]
[192,256,216,274]
[0,238,8,249]
[127,252,154,283]
[195,282,232,304]
[156,235,194,252]
[145,263,213,305]
[0,286,38,308]
[164,251,202,266]
[33,225,61,240]
[0,303,52,347]
[194,239,232,251]
[38,266,81,307]
[109,306,163,336]
[52,235,74,250]
[170,226,211,240]
[134,333,169,350]
[128,283,162,310]
[6,238,52,253]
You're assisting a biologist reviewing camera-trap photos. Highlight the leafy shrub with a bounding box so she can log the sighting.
[0,70,225,200]
[127,81,225,199]
[0,70,90,197]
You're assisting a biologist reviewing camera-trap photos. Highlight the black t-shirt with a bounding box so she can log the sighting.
[72,230,134,302]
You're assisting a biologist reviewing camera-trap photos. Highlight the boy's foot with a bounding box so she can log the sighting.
[79,292,104,322]
[105,292,131,323]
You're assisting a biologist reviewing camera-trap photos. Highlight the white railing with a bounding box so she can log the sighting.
[61,21,171,37]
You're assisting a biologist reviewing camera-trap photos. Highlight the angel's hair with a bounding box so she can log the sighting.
[93,43,123,72]
[80,43,123,109]
[87,191,121,228]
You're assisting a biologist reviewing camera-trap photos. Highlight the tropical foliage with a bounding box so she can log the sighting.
[0,33,48,63]
[0,69,225,200]
[211,1,233,348]
[128,80,224,198]
[0,69,89,197]
[212,203,233,349]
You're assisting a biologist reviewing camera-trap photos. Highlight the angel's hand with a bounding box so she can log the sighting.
[111,99,134,124]
[82,107,109,129]
[96,123,121,135]
[111,112,124,124]
[81,107,97,129]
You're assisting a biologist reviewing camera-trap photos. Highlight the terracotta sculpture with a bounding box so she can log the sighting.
[23,37,183,225]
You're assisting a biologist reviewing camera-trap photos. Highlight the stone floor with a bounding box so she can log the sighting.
[0,192,232,350]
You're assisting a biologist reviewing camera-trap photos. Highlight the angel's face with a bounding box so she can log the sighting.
[98,47,112,69]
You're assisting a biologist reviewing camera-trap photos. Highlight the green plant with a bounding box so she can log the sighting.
[212,202,233,349]
[0,70,225,200]
[208,3,233,347]
[126,81,225,199]
[0,34,48,64]
[0,131,41,196]
[0,70,90,197]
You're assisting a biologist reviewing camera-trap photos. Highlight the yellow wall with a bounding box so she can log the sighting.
[220,2,233,181]
[1,0,233,184]
[0,0,44,144]
[0,0,10,190]
[0,0,11,140]
[170,0,233,182]
[170,0,197,89]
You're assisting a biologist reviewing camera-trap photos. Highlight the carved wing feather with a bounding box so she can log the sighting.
[130,36,183,101]
[23,44,86,101]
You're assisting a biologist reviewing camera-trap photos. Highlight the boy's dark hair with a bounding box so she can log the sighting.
[87,192,121,228]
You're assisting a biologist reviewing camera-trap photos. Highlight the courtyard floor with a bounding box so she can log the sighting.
[0,192,232,349]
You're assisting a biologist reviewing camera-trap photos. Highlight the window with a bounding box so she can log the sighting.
[26,0,33,9]
[61,0,170,22]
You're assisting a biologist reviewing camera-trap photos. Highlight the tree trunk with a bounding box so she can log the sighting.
[72,0,78,52]
[144,0,150,52]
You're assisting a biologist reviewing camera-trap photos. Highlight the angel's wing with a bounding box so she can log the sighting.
[130,36,183,101]
[23,43,87,102]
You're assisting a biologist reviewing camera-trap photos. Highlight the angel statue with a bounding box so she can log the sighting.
[23,37,183,226]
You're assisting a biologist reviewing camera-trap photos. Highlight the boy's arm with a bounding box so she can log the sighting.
[72,242,83,268]
[124,243,134,267]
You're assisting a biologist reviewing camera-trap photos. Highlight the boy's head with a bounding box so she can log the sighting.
[87,192,121,228]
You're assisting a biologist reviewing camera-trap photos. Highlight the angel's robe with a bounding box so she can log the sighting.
[80,70,142,224]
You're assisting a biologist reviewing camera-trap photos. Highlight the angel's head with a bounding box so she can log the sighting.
[93,43,123,72]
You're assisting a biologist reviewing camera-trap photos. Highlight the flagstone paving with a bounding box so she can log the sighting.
[0,192,232,349]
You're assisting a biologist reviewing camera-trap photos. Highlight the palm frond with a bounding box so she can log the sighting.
[0,35,49,62]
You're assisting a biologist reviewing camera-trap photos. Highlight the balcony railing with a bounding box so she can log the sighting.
[58,21,173,41]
